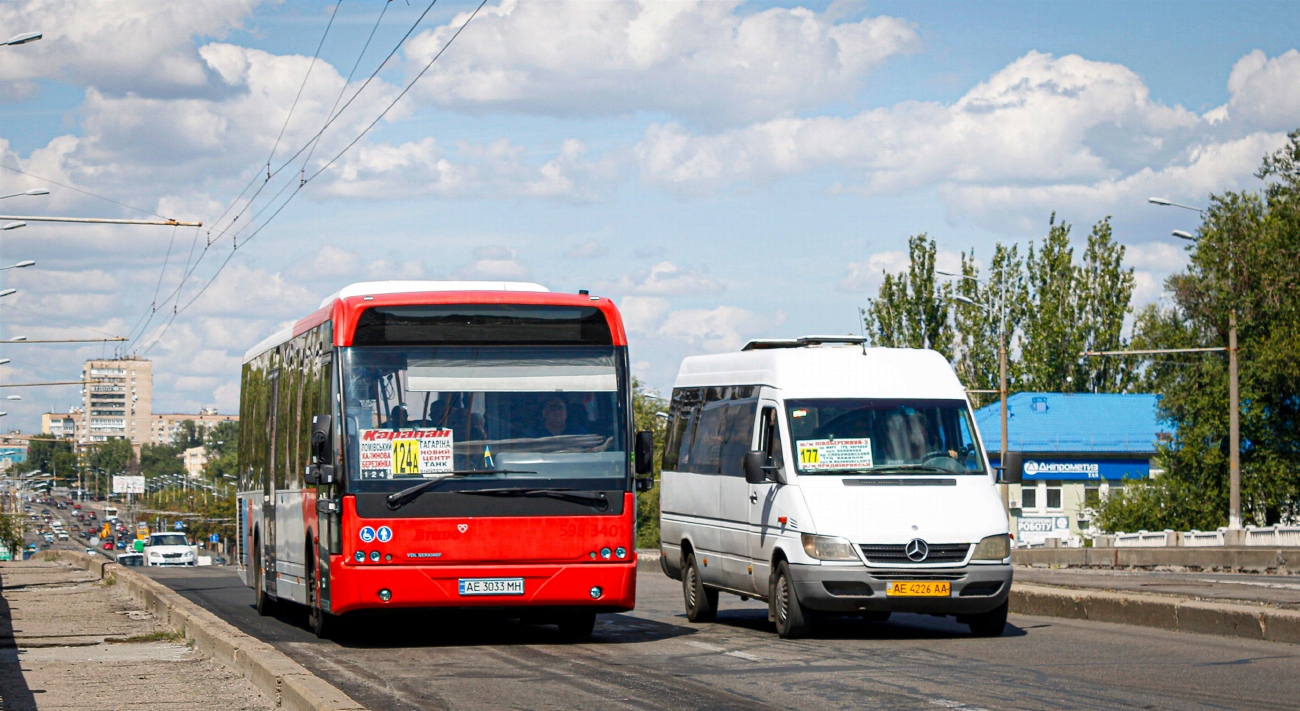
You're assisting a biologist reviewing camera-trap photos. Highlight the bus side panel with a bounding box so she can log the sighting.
[235,492,260,587]
[274,489,308,604]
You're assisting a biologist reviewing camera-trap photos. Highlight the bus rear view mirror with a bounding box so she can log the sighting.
[998,451,1024,484]
[744,451,768,484]
[311,415,332,464]
[634,430,655,476]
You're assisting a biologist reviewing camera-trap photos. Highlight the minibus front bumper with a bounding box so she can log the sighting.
[790,562,1012,615]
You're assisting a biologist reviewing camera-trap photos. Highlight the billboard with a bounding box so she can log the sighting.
[112,475,145,494]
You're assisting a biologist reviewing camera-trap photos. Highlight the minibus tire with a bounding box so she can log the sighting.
[965,600,1008,637]
[556,611,597,641]
[771,561,812,639]
[682,553,717,623]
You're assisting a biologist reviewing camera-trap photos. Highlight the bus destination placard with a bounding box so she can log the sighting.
[359,429,454,479]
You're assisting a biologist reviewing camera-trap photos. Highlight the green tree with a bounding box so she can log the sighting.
[632,378,669,549]
[175,420,203,449]
[1105,130,1300,528]
[953,243,1028,408]
[205,420,240,481]
[862,234,954,359]
[140,443,185,479]
[87,438,134,475]
[26,437,73,474]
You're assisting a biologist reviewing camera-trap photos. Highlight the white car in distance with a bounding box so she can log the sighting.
[144,533,196,567]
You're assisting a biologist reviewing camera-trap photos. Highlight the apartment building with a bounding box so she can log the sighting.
[79,357,153,447]
[150,408,239,445]
[41,408,81,438]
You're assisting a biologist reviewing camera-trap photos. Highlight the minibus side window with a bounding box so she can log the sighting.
[759,406,784,466]
[687,390,730,474]
[718,398,758,476]
[663,387,702,471]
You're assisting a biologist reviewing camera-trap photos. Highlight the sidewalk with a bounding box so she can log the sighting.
[1017,567,1300,611]
[0,560,273,711]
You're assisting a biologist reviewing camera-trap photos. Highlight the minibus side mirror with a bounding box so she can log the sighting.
[744,450,784,485]
[998,451,1024,484]
[634,430,655,476]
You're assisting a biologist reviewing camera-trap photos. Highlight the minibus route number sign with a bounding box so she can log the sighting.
[796,438,874,471]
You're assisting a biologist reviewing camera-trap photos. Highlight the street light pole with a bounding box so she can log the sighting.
[943,270,1011,515]
[1151,197,1241,529]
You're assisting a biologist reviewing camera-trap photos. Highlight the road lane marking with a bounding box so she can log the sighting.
[683,640,764,661]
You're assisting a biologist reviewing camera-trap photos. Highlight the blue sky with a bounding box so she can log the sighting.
[0,0,1297,431]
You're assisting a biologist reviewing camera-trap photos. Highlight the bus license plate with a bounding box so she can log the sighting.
[458,578,525,596]
[886,581,951,597]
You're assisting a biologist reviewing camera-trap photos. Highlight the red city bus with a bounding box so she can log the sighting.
[236,281,655,639]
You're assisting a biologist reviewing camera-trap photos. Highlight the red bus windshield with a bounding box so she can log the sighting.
[340,344,628,488]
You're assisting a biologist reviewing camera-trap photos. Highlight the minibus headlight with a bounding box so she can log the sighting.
[972,534,1011,561]
[801,534,858,561]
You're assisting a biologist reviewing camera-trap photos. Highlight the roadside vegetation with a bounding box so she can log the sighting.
[861,129,1300,531]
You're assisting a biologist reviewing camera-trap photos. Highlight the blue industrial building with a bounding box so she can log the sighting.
[975,392,1168,545]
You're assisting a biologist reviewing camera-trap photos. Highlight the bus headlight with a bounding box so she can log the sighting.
[972,534,1010,561]
[801,534,858,561]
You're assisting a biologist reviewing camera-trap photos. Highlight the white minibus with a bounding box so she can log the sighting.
[658,337,1020,638]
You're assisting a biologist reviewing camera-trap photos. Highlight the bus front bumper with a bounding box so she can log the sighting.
[324,559,637,615]
[790,562,1011,615]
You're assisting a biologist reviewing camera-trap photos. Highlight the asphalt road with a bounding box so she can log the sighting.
[141,563,1300,711]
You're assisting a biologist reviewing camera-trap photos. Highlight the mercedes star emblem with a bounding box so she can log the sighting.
[905,538,929,562]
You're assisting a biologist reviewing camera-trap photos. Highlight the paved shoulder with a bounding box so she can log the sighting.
[0,561,273,711]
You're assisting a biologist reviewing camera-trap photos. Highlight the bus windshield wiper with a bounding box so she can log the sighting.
[385,470,537,510]
[458,487,609,510]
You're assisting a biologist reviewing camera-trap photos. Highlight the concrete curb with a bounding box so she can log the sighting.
[34,551,366,710]
[1011,582,1300,645]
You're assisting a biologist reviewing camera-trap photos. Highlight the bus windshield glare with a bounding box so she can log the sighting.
[785,398,986,475]
[340,345,627,483]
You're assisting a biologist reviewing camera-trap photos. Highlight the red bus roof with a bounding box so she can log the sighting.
[244,281,626,362]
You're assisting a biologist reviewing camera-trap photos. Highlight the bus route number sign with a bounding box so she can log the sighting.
[359,429,454,479]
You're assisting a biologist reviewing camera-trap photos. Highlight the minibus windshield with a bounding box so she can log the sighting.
[340,345,627,485]
[785,398,986,475]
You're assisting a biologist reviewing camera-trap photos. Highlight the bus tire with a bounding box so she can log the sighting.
[253,537,276,617]
[306,553,337,639]
[556,611,597,642]
[682,552,717,623]
[965,600,1008,637]
[771,560,812,639]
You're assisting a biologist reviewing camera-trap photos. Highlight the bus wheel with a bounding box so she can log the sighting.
[556,611,596,642]
[771,560,812,639]
[682,552,717,623]
[254,538,276,617]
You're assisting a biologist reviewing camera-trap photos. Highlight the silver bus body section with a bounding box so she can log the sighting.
[791,562,1011,614]
[235,492,260,587]
[273,489,308,605]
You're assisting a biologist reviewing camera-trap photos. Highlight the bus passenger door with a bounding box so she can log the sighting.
[748,401,785,595]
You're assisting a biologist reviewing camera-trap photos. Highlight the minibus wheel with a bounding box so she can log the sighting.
[965,600,1008,637]
[771,560,812,639]
[682,552,717,622]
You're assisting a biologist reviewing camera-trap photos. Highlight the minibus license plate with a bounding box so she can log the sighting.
[886,581,950,597]
[458,578,525,596]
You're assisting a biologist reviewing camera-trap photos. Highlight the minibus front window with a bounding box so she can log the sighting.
[785,398,985,475]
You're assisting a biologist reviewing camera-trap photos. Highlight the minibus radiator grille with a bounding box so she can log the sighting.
[860,543,970,565]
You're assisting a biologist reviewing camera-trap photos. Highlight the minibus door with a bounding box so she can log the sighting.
[747,402,785,594]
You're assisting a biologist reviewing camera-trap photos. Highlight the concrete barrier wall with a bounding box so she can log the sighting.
[1013,547,1298,573]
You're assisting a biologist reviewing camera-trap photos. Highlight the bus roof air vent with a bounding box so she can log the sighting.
[741,335,868,351]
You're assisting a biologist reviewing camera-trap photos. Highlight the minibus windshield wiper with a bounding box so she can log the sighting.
[458,487,609,510]
[385,470,538,510]
[865,465,951,474]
